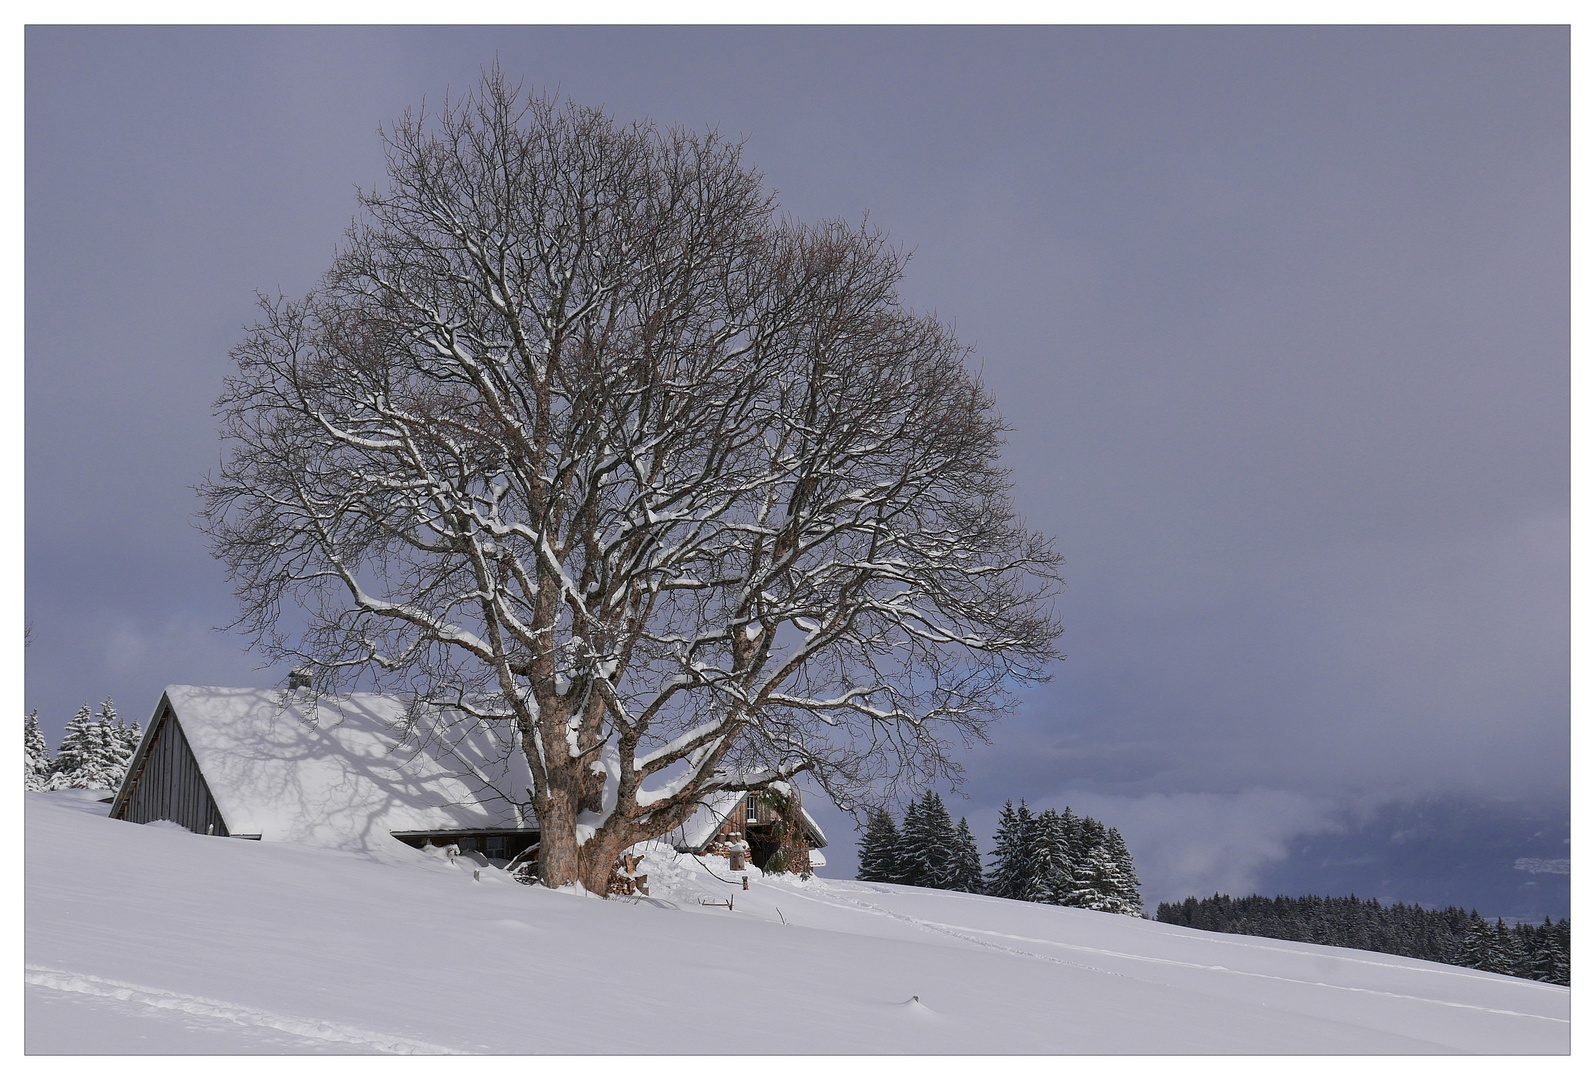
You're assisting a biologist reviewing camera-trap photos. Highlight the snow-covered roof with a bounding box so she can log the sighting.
[153,686,533,848]
[663,789,746,851]
[662,788,829,851]
[799,807,829,848]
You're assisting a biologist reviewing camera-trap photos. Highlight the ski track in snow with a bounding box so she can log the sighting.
[25,967,462,1055]
[787,881,1570,1025]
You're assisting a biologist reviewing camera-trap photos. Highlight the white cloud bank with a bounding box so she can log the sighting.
[1031,787,1344,904]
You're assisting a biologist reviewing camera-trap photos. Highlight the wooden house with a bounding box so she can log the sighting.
[664,788,829,873]
[109,686,538,866]
[110,685,828,877]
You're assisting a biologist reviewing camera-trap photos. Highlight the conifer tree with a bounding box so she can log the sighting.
[897,795,928,887]
[987,800,1036,899]
[1056,805,1085,897]
[1058,805,1083,856]
[1066,851,1117,910]
[856,809,904,884]
[24,709,52,791]
[49,703,126,791]
[924,793,960,889]
[123,716,144,761]
[1027,808,1074,904]
[49,705,99,790]
[98,696,141,785]
[1554,918,1572,986]
[1064,815,1117,911]
[949,817,985,893]
[1454,918,1498,972]
[1101,826,1144,916]
[122,720,144,771]
[1527,918,1559,984]
[900,792,959,889]
[1492,918,1529,979]
[1531,919,1571,986]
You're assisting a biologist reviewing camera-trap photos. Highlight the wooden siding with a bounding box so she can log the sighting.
[114,699,230,837]
[700,794,815,873]
[704,795,823,846]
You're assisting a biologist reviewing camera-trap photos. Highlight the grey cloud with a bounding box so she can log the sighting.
[1030,788,1346,903]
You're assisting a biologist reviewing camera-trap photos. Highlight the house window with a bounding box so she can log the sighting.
[485,835,506,859]
[746,800,759,824]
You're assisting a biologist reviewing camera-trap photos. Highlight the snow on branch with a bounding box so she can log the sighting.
[200,70,1063,891]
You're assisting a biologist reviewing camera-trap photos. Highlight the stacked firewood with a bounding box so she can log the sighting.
[705,837,751,870]
[606,852,650,896]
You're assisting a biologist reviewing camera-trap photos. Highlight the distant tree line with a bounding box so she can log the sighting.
[24,697,142,793]
[1156,893,1570,985]
[856,795,1143,916]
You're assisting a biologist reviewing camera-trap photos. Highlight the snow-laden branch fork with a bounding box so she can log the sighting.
[200,69,1064,892]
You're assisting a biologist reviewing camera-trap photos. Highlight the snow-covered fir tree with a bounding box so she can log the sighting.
[48,702,129,791]
[949,817,985,893]
[1058,804,1082,848]
[856,809,905,884]
[858,793,1142,913]
[1454,918,1499,972]
[49,705,102,790]
[1064,815,1120,911]
[979,800,1143,915]
[986,800,1036,900]
[926,794,961,889]
[24,709,52,791]
[900,792,959,889]
[896,796,928,886]
[1529,919,1571,986]
[1026,808,1074,904]
[1492,918,1529,979]
[99,696,141,781]
[1100,826,1144,916]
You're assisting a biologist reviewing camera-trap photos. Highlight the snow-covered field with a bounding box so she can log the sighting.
[25,789,1570,1055]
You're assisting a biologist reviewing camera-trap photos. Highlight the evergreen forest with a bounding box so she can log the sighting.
[24,698,143,793]
[856,795,1143,916]
[1157,893,1570,985]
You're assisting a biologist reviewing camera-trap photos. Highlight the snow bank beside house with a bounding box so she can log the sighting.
[25,790,1570,1055]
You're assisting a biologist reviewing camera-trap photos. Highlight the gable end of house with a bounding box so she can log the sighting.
[110,693,231,837]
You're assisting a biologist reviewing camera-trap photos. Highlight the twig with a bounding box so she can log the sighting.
[690,852,744,885]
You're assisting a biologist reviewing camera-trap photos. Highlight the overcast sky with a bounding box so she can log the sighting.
[23,26,1569,917]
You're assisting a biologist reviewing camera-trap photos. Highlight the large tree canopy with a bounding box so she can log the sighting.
[201,72,1063,890]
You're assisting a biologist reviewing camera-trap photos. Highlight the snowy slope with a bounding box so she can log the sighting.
[25,790,1570,1055]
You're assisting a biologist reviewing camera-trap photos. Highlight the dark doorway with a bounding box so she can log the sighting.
[746,825,780,870]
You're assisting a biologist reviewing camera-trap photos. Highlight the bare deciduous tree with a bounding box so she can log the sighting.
[200,71,1063,891]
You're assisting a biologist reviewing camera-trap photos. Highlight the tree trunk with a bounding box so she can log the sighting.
[537,788,582,888]
[577,831,629,895]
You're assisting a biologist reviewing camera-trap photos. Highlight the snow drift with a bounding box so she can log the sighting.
[25,790,1569,1054]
